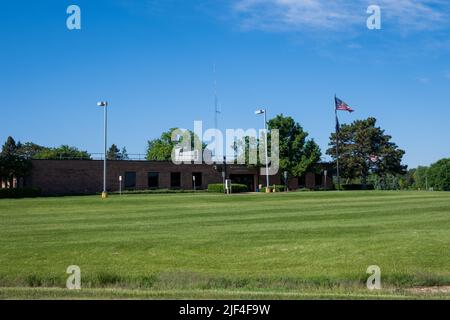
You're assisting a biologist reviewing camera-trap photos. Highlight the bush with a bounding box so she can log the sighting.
[207,183,248,193]
[341,184,374,190]
[0,187,41,199]
[230,184,248,193]
[208,184,225,193]
[261,185,286,193]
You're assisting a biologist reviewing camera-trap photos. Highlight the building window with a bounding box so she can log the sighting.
[192,172,202,188]
[315,173,323,187]
[171,172,181,188]
[124,172,136,190]
[230,174,254,192]
[148,172,159,189]
[298,175,306,187]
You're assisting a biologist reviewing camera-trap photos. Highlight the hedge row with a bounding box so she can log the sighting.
[207,183,248,193]
[0,187,42,199]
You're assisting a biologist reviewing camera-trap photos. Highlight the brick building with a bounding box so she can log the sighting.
[22,159,334,196]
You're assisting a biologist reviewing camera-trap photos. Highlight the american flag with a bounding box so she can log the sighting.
[335,97,354,113]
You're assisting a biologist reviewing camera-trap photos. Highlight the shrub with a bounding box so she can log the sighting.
[207,184,224,193]
[230,184,248,193]
[0,187,41,199]
[207,183,248,193]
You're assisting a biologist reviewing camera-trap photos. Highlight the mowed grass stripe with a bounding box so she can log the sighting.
[2,192,446,226]
[2,199,448,237]
[0,191,449,295]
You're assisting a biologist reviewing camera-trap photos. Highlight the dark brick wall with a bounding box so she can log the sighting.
[27,160,333,195]
[29,160,258,195]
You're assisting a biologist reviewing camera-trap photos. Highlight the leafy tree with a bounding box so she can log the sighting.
[232,115,321,178]
[107,144,129,160]
[427,158,450,191]
[233,135,261,168]
[369,173,401,190]
[327,117,406,187]
[0,137,32,188]
[146,128,205,161]
[107,144,121,160]
[16,142,49,159]
[413,166,428,190]
[120,147,129,160]
[267,114,321,177]
[34,145,91,160]
[398,168,416,190]
[1,136,19,157]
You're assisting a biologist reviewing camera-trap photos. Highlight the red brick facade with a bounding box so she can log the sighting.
[25,160,333,195]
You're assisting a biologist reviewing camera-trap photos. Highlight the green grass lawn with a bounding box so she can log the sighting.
[0,191,449,299]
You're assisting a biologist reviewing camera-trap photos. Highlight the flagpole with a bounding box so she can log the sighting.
[335,95,340,191]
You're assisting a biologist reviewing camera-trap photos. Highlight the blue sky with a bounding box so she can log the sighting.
[1,0,449,167]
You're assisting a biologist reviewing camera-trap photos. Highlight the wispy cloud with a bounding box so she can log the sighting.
[414,76,431,84]
[231,0,450,33]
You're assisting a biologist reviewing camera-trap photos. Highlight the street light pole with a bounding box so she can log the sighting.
[98,101,108,199]
[255,109,269,189]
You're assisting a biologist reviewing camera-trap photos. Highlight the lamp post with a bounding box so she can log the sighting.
[97,101,108,199]
[284,171,288,192]
[255,109,269,189]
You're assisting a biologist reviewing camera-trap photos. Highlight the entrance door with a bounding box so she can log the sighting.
[229,174,255,192]
[192,172,202,189]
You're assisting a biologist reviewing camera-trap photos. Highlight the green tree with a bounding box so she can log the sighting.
[369,173,402,190]
[1,136,18,157]
[413,166,428,190]
[34,145,91,160]
[107,144,121,160]
[233,135,261,168]
[0,137,32,188]
[16,142,50,159]
[233,115,321,178]
[267,114,321,177]
[327,117,406,187]
[146,128,205,161]
[427,158,450,191]
[120,147,129,160]
[398,168,416,190]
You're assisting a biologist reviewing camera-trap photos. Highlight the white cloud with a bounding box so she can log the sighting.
[231,0,450,32]
[414,76,431,84]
